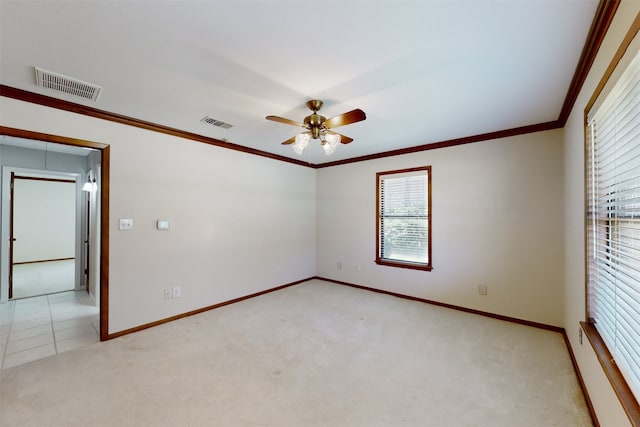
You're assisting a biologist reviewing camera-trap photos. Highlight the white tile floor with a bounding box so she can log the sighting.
[12,259,76,299]
[0,291,99,371]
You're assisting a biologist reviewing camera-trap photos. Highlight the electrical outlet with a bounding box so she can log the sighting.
[163,289,171,299]
[478,284,488,296]
[172,286,182,298]
[119,218,134,231]
[337,262,342,270]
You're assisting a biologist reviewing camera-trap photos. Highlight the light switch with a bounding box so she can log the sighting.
[119,219,133,231]
[157,220,171,230]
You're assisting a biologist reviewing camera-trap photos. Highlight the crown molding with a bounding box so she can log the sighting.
[0,0,619,168]
[0,85,312,168]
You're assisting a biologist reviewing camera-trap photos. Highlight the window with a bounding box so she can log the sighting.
[585,50,640,406]
[376,166,431,270]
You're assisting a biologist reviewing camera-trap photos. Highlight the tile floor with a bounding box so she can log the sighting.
[12,259,76,299]
[0,291,99,371]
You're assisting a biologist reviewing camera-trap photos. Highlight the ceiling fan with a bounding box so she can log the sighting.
[266,100,366,155]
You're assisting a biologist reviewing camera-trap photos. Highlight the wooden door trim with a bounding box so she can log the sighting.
[9,172,14,299]
[0,126,110,341]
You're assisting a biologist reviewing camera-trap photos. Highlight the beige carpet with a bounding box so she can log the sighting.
[0,279,591,426]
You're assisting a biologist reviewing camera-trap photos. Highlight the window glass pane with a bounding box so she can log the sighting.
[377,167,431,269]
[382,217,429,263]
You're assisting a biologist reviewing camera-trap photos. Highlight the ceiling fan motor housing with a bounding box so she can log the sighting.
[306,99,323,111]
[304,113,326,139]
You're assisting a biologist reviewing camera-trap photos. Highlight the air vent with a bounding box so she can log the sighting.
[34,67,102,101]
[201,116,233,129]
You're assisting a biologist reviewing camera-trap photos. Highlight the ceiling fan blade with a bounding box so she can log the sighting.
[281,136,296,145]
[324,109,366,129]
[266,115,306,127]
[337,133,354,144]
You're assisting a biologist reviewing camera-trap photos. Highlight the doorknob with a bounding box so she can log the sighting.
[10,238,16,241]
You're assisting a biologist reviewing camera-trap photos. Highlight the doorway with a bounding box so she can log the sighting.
[10,174,79,299]
[0,127,110,341]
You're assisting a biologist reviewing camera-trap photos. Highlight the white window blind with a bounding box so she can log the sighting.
[586,50,640,402]
[377,167,431,269]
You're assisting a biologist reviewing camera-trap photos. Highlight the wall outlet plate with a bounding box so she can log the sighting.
[119,218,133,231]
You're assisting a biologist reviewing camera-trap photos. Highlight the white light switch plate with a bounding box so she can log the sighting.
[119,219,133,231]
[157,220,171,230]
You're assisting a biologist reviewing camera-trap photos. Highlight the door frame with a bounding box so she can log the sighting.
[4,171,82,300]
[84,170,91,293]
[8,172,14,299]
[0,126,110,341]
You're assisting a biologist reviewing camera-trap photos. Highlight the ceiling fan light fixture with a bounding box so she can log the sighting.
[293,132,310,154]
[322,141,337,156]
[322,132,341,156]
[322,142,336,156]
[324,132,341,146]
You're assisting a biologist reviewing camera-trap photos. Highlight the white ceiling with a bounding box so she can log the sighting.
[0,1,599,165]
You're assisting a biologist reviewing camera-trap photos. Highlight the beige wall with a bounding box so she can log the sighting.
[0,96,317,333]
[317,130,565,327]
[563,2,640,426]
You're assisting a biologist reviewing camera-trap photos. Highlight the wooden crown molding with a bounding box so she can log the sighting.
[0,0,619,168]
[314,121,560,168]
[558,0,620,126]
[585,8,640,118]
[0,85,311,169]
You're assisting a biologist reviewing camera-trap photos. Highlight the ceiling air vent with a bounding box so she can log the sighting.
[201,116,233,129]
[34,67,102,101]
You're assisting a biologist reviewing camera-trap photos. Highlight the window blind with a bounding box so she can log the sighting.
[378,168,430,266]
[586,50,640,402]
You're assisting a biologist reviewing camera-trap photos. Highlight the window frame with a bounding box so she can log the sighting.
[582,15,640,426]
[375,166,432,271]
